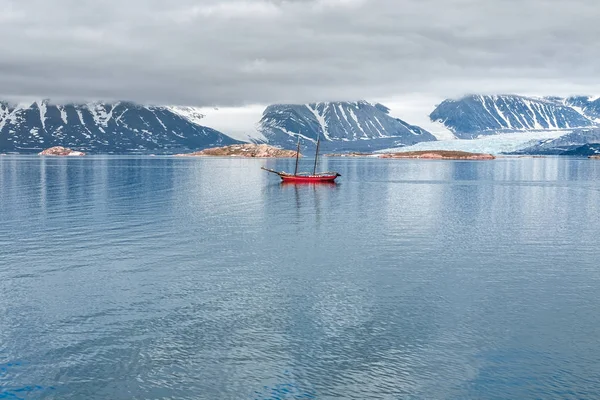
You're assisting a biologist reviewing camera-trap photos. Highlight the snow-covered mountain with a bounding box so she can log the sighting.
[257,101,437,151]
[6,95,600,155]
[513,128,600,155]
[0,100,239,153]
[564,96,600,122]
[0,99,436,153]
[430,95,596,138]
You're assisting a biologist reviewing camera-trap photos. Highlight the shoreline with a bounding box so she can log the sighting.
[0,153,595,159]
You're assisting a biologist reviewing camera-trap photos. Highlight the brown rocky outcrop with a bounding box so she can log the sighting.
[38,146,86,156]
[379,150,495,160]
[589,155,600,159]
[175,144,299,158]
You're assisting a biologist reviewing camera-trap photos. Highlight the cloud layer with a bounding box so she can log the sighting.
[2,0,600,106]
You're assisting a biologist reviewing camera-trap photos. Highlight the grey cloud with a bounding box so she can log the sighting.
[1,0,600,106]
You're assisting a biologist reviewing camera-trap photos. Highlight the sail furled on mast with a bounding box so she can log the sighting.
[313,130,321,175]
[294,134,300,175]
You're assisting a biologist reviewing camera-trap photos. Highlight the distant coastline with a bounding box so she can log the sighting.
[174,144,299,158]
[379,150,495,160]
[325,150,495,160]
[5,147,596,160]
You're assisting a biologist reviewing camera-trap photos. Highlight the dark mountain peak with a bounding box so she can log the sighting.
[258,100,436,151]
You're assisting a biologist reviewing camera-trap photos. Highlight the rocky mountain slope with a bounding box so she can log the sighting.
[564,96,600,121]
[257,101,437,151]
[430,95,596,138]
[0,101,239,153]
[512,128,600,155]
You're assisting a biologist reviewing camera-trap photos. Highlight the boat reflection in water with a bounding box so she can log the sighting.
[278,176,339,227]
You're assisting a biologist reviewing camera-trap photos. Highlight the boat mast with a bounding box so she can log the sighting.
[313,130,321,175]
[294,134,300,176]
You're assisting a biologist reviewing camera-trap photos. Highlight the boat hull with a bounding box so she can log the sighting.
[280,174,339,183]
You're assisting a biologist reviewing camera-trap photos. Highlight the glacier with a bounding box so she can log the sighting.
[381,130,571,155]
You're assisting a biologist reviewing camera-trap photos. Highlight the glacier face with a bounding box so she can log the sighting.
[257,100,437,151]
[430,95,596,138]
[381,130,570,155]
[382,127,600,156]
[0,101,240,153]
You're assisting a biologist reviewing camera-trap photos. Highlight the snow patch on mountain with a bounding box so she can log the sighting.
[87,102,115,127]
[166,106,206,126]
[306,103,331,140]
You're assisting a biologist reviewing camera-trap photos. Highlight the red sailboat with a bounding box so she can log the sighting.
[262,132,340,183]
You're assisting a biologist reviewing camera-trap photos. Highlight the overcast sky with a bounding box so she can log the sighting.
[2,0,600,108]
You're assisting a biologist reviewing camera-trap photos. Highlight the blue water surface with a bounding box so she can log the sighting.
[1,155,600,399]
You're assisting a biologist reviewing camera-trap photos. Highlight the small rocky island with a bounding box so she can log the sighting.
[38,146,86,156]
[175,144,299,158]
[379,150,495,160]
[589,155,600,159]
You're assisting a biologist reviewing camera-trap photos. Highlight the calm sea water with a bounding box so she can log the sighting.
[1,155,600,399]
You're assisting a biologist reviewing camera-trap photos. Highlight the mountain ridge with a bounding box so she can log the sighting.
[0,100,239,153]
[256,100,437,151]
[3,95,600,155]
[430,94,597,139]
[511,127,600,155]
[0,99,438,153]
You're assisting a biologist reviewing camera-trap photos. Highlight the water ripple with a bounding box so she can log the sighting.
[1,156,600,399]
